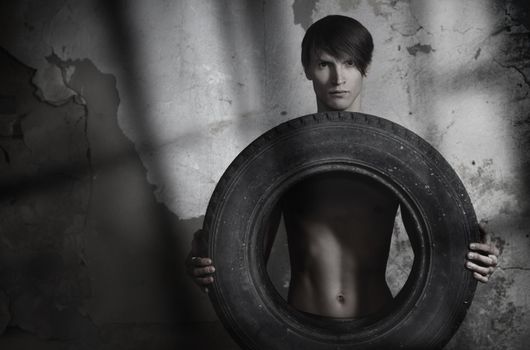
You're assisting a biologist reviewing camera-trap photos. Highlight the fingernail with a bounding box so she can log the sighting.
[468,252,474,259]
[210,267,216,272]
[466,262,473,268]
[469,243,476,249]
[204,287,209,293]
[191,256,198,261]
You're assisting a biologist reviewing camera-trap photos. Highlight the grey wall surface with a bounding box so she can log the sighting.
[0,0,528,349]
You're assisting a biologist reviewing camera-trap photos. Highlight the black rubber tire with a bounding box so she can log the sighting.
[203,112,478,350]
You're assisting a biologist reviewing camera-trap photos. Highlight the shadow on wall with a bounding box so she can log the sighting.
[0,2,229,349]
[0,0,529,349]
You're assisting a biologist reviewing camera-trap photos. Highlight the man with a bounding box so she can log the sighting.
[186,15,499,318]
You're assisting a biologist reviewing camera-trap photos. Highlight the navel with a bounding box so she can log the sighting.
[336,293,345,303]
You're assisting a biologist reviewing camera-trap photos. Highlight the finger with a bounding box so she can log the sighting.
[195,276,214,286]
[466,261,491,275]
[193,266,216,277]
[473,271,489,283]
[191,257,213,267]
[492,246,500,257]
[467,252,494,266]
[469,242,496,255]
[488,254,498,266]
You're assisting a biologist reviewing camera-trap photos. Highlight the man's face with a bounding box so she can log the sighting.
[305,50,363,112]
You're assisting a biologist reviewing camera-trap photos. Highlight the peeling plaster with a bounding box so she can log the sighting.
[493,58,530,89]
[338,0,362,13]
[0,48,94,340]
[406,43,434,55]
[502,267,530,271]
[0,46,207,345]
[474,47,482,59]
[390,22,424,37]
[292,0,318,30]
[367,0,401,19]
[32,61,76,105]
[0,0,529,348]
[0,114,24,138]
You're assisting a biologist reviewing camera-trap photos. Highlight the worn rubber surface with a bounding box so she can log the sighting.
[203,111,478,350]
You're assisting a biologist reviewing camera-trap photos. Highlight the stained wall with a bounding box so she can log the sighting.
[0,0,528,349]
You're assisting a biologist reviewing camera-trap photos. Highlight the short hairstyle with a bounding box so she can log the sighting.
[301,15,374,76]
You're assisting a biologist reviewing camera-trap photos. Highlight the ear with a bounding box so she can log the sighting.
[364,63,371,76]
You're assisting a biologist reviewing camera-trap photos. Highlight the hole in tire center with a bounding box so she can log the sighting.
[265,171,415,319]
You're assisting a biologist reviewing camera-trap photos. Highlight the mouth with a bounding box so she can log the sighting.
[329,90,349,96]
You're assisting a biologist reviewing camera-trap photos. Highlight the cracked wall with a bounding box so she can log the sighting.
[0,0,529,349]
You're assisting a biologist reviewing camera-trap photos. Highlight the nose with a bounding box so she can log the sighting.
[331,66,345,85]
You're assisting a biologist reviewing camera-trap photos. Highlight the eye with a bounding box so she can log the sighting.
[345,60,355,67]
[318,61,329,68]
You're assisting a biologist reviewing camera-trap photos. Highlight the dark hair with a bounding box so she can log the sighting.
[301,15,374,76]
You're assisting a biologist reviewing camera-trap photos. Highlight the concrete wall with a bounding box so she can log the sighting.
[0,0,528,349]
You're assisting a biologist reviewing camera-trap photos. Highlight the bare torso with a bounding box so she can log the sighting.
[282,173,399,318]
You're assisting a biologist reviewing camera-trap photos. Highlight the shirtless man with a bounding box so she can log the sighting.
[186,15,499,318]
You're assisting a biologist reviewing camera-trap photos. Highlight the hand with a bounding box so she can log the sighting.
[466,223,500,283]
[185,229,216,293]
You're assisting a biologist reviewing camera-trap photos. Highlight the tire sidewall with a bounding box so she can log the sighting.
[204,112,478,350]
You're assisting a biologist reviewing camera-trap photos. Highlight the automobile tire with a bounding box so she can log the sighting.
[203,111,479,350]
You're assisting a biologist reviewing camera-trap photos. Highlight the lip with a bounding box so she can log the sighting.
[329,90,349,96]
